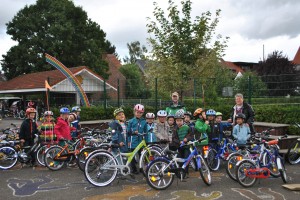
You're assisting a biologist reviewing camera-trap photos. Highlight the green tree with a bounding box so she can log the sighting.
[1,0,115,80]
[145,0,228,98]
[234,71,267,97]
[255,51,298,96]
[119,64,151,98]
[123,41,148,64]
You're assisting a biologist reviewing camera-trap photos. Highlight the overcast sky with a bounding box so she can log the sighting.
[0,0,300,68]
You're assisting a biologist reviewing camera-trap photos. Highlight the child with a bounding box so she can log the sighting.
[171,110,193,175]
[70,106,81,138]
[68,113,78,138]
[184,111,195,132]
[215,112,232,141]
[232,113,251,147]
[127,104,147,174]
[145,113,157,143]
[154,110,170,142]
[19,108,39,166]
[38,111,56,143]
[206,109,219,145]
[110,108,128,153]
[54,107,71,141]
[194,108,210,146]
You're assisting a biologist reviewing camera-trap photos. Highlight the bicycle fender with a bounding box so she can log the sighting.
[276,157,283,170]
[196,156,201,169]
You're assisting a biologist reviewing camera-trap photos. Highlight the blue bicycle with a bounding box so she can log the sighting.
[145,138,211,190]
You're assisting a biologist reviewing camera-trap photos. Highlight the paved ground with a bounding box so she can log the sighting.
[1,118,300,200]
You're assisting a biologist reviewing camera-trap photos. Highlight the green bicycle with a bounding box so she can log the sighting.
[84,133,161,187]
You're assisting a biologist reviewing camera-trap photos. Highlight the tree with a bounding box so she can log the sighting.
[234,71,267,97]
[119,64,151,98]
[1,0,115,80]
[123,41,148,64]
[255,51,298,96]
[145,0,228,98]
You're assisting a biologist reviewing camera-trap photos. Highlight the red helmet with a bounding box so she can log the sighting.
[134,104,144,113]
[26,108,36,115]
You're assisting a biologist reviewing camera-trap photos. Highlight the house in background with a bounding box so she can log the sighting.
[292,46,300,71]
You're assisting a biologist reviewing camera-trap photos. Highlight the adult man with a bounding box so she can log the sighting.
[165,92,186,115]
[228,93,255,134]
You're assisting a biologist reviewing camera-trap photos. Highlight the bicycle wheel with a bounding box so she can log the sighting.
[198,156,212,186]
[206,148,220,171]
[287,140,300,165]
[226,153,243,181]
[146,159,174,190]
[139,148,161,177]
[0,146,18,170]
[77,147,95,172]
[84,151,117,187]
[44,146,66,171]
[236,160,257,187]
[262,150,280,177]
[277,157,288,183]
[36,144,49,166]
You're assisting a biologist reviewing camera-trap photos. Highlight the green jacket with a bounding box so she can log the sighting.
[171,125,193,149]
[194,119,210,146]
[165,102,186,115]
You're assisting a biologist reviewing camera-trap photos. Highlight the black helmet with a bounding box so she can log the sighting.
[184,111,192,117]
[235,113,246,120]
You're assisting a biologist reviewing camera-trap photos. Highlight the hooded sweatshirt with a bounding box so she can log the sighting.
[55,117,71,140]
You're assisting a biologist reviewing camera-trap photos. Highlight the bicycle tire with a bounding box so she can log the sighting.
[36,144,48,166]
[146,159,174,190]
[277,157,288,183]
[84,151,117,187]
[262,150,280,177]
[287,140,300,165]
[226,152,243,181]
[206,148,220,171]
[0,146,18,170]
[139,148,161,177]
[236,160,257,188]
[198,155,212,186]
[77,147,95,172]
[44,146,66,171]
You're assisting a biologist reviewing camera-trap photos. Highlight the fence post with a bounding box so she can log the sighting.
[117,79,120,107]
[193,79,196,111]
[155,78,158,113]
[104,79,107,114]
[248,76,252,104]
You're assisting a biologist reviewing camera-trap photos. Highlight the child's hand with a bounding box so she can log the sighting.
[183,138,187,143]
[20,139,25,143]
[205,121,209,125]
[119,142,124,147]
[228,119,232,123]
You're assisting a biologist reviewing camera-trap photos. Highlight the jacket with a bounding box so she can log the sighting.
[153,121,170,142]
[231,102,255,125]
[54,117,71,140]
[127,117,147,149]
[194,119,210,146]
[19,118,39,142]
[109,120,128,153]
[232,124,251,145]
[38,121,56,141]
[146,123,157,143]
[171,125,193,149]
[165,102,186,115]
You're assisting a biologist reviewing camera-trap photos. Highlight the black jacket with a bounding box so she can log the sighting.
[230,102,255,124]
[19,119,39,141]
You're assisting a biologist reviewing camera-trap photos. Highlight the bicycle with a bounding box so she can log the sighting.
[235,134,288,187]
[84,133,160,187]
[145,138,211,190]
[286,123,300,165]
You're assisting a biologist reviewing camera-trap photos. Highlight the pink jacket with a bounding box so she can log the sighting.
[55,117,71,140]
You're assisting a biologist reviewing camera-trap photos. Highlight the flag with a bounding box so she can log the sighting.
[45,80,52,90]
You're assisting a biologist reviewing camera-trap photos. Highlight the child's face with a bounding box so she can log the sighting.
[158,116,166,123]
[207,115,215,121]
[45,115,52,122]
[216,116,222,123]
[61,113,69,120]
[116,112,126,122]
[176,119,184,127]
[184,115,190,123]
[29,113,35,119]
[167,118,174,126]
[236,118,243,125]
[76,111,80,116]
[146,118,154,124]
[200,112,206,120]
[134,110,143,119]
[68,115,75,122]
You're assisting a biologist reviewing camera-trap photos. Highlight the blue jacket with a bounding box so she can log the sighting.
[109,120,128,153]
[217,122,232,141]
[232,124,251,145]
[146,123,157,143]
[127,117,147,149]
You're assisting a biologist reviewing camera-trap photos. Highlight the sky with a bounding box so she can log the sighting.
[0,0,300,68]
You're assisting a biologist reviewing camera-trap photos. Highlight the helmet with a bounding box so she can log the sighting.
[174,109,185,119]
[69,113,77,120]
[157,110,167,117]
[193,108,204,116]
[146,113,155,119]
[206,109,216,116]
[72,106,81,112]
[44,111,53,116]
[26,108,36,115]
[113,108,124,117]
[235,113,246,120]
[216,112,222,116]
[167,115,174,119]
[184,111,192,117]
[60,107,70,114]
[134,104,144,113]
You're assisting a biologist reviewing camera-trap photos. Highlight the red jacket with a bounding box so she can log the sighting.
[54,117,71,140]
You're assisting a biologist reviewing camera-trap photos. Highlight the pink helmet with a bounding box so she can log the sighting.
[134,104,144,113]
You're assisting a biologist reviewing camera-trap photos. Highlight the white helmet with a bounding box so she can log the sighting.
[146,113,155,119]
[157,110,167,117]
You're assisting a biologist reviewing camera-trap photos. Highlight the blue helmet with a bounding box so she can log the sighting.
[72,106,81,112]
[206,109,216,116]
[60,107,70,114]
